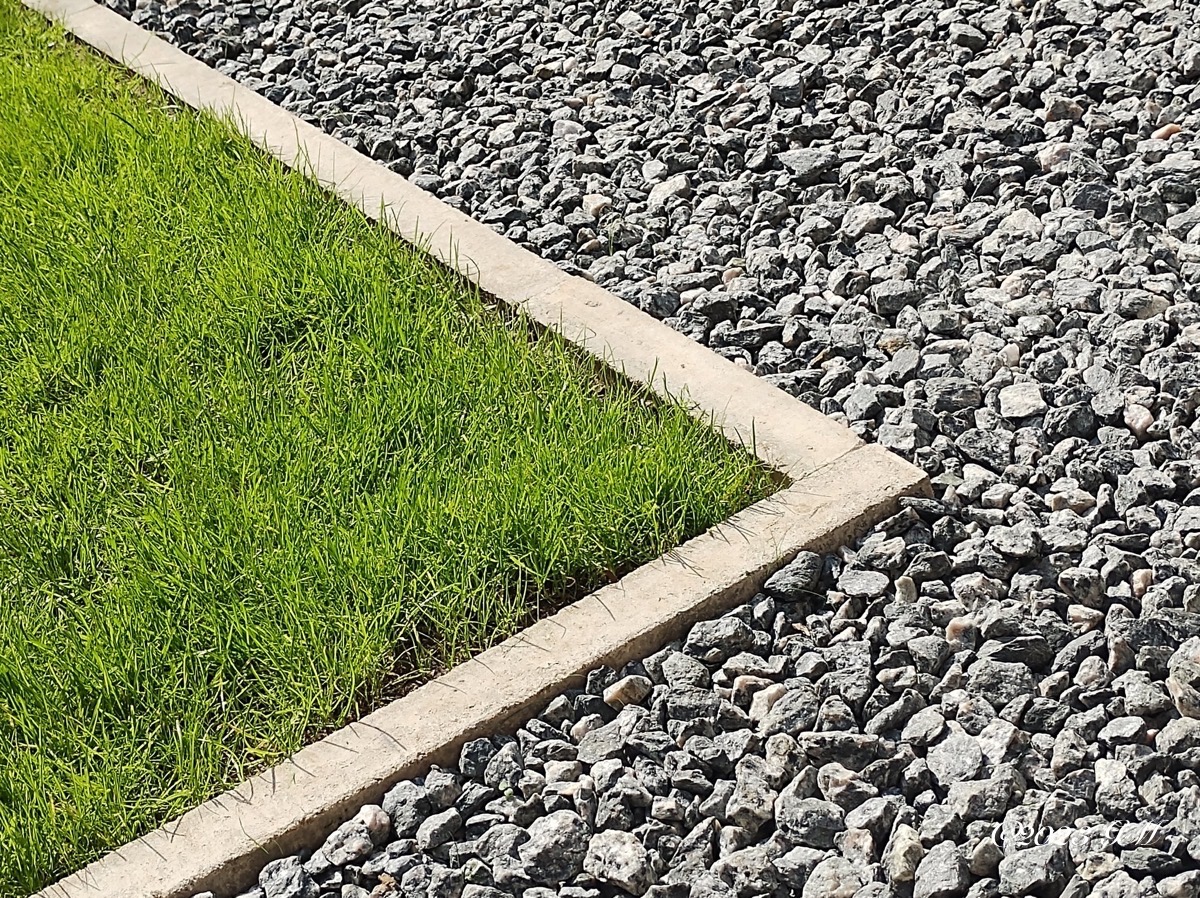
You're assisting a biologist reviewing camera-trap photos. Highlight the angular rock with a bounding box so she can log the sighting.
[584,830,655,896]
[999,843,1073,896]
[519,810,589,884]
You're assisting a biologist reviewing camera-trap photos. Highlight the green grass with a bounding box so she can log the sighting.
[0,4,776,893]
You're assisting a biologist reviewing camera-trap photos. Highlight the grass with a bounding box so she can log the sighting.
[0,3,777,893]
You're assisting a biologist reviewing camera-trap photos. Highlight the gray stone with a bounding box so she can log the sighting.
[647,174,690,212]
[483,742,523,789]
[519,810,589,884]
[837,567,891,599]
[583,830,655,895]
[776,148,839,183]
[759,685,820,736]
[967,660,1034,707]
[913,841,969,898]
[578,706,647,764]
[802,857,862,898]
[765,552,822,600]
[927,730,983,787]
[416,808,462,851]
[998,843,1072,895]
[684,616,757,663]
[775,793,845,848]
[259,857,318,898]
[926,378,982,413]
[1169,637,1200,718]
[842,204,896,240]
[660,651,711,689]
[903,706,947,747]
[478,823,529,862]
[382,781,429,838]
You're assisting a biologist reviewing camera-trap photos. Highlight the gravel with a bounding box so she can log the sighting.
[206,546,1200,898]
[101,0,1200,892]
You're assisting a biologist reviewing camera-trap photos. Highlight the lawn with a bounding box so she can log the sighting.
[0,3,775,892]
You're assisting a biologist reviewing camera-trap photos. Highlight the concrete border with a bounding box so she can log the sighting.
[19,1,931,896]
[23,0,860,479]
[40,453,926,898]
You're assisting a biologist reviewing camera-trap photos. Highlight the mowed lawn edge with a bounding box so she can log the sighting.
[0,4,777,893]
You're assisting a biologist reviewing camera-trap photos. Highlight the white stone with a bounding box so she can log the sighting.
[885,824,924,883]
[749,683,788,723]
[1123,403,1154,439]
[998,382,1047,418]
[603,674,653,709]
[1038,142,1072,172]
[647,173,690,211]
[582,193,612,218]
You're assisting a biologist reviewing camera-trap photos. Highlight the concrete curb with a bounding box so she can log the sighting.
[23,0,858,479]
[40,451,927,898]
[19,1,932,896]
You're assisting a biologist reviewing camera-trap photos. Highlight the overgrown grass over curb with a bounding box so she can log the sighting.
[0,4,775,891]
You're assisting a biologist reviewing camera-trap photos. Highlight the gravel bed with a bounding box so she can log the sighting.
[103,0,1200,893]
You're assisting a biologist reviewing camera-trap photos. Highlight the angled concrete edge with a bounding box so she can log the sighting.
[39,448,928,898]
[20,1,933,897]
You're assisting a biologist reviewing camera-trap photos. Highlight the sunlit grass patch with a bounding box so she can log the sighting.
[0,2,776,892]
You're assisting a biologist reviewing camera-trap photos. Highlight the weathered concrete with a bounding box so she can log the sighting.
[37,448,925,898]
